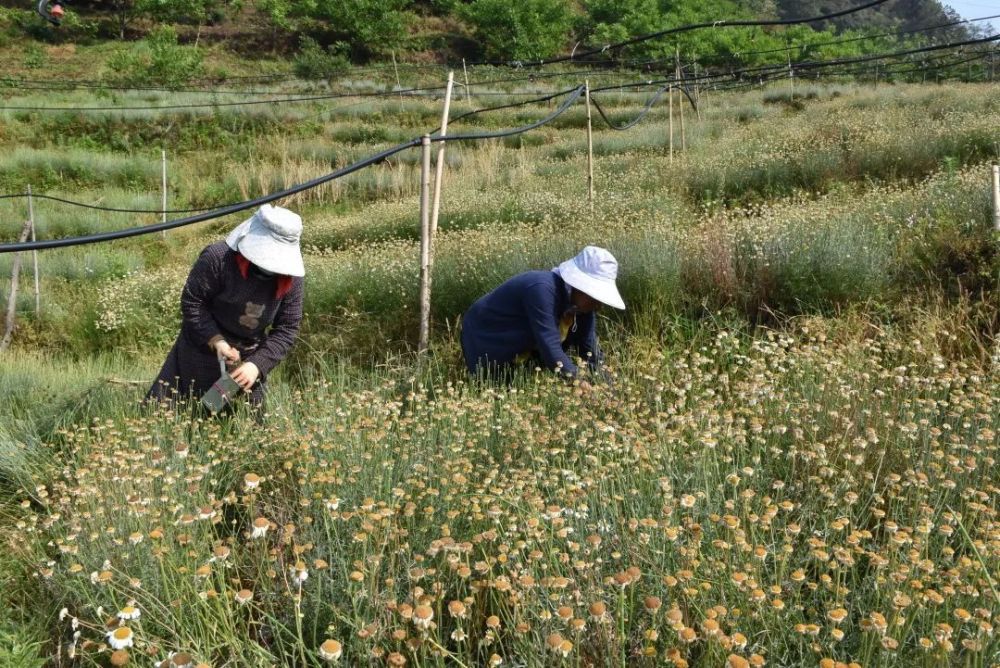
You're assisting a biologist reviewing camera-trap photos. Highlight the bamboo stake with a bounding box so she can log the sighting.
[668,84,674,164]
[418,135,432,354]
[1,220,32,352]
[693,58,702,121]
[992,163,1000,232]
[161,149,167,239]
[462,58,470,102]
[788,53,794,100]
[585,80,595,211]
[28,185,39,314]
[392,51,402,101]
[676,48,686,152]
[429,72,454,266]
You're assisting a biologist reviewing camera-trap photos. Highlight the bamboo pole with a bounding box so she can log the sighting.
[992,163,1000,232]
[161,149,167,239]
[693,58,702,121]
[668,84,674,164]
[585,80,594,211]
[1,220,33,352]
[430,72,454,240]
[28,185,39,314]
[462,58,470,102]
[676,48,686,152]
[418,135,432,354]
[392,51,403,101]
[788,53,794,100]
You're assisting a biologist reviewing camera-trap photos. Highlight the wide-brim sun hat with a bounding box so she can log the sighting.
[225,204,305,277]
[556,245,625,310]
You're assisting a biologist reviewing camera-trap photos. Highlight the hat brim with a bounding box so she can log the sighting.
[225,215,305,277]
[557,259,625,310]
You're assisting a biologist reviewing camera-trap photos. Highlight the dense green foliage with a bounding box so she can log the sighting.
[0,0,985,67]
[459,0,577,61]
[104,24,205,87]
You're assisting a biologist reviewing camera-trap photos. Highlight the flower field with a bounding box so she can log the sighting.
[8,322,1000,667]
[0,73,998,666]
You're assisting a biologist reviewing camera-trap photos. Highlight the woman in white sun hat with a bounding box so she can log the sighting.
[147,204,305,410]
[461,245,624,382]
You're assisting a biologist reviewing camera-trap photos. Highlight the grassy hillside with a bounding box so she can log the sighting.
[0,38,998,667]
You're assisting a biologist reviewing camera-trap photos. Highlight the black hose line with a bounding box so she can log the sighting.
[0,87,584,253]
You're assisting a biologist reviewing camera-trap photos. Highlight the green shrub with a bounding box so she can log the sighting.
[293,37,350,82]
[460,0,575,61]
[103,26,205,88]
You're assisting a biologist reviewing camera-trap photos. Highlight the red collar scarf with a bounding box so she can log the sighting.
[235,253,294,299]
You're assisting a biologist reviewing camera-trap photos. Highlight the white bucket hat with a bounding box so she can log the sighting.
[555,246,625,310]
[225,204,305,277]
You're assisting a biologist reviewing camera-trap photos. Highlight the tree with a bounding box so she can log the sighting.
[460,0,576,61]
[305,0,412,59]
[582,0,762,65]
[138,0,218,44]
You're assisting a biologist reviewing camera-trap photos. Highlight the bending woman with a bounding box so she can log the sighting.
[147,204,305,409]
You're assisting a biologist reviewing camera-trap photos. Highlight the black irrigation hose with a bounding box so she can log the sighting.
[0,67,620,98]
[658,33,1000,91]
[733,13,1000,59]
[801,50,995,80]
[1,33,992,218]
[2,2,894,105]
[433,86,583,144]
[0,87,584,253]
[0,67,627,113]
[588,85,688,131]
[607,12,1000,69]
[0,140,413,252]
[440,86,579,130]
[0,87,584,213]
[790,33,1000,75]
[0,192,222,214]
[0,82,459,112]
[0,85,586,214]
[468,0,892,67]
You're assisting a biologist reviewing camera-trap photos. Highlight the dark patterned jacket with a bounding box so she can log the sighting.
[148,242,304,405]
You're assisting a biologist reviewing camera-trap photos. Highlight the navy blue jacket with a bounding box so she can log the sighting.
[461,270,601,377]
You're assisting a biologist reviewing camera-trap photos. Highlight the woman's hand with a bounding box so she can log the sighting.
[213,340,241,366]
[231,362,260,392]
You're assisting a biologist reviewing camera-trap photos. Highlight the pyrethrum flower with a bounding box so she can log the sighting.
[319,639,343,662]
[827,608,848,625]
[117,604,140,621]
[589,601,608,622]
[412,605,434,630]
[168,652,194,668]
[244,473,262,490]
[290,561,308,584]
[251,518,269,539]
[235,589,253,605]
[107,626,134,650]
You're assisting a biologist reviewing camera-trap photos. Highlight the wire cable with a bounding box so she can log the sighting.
[466,0,893,67]
[588,85,684,131]
[1,33,993,216]
[0,87,584,253]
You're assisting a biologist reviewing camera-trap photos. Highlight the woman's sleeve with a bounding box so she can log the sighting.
[245,278,304,376]
[524,280,578,377]
[180,246,225,349]
[576,312,603,371]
